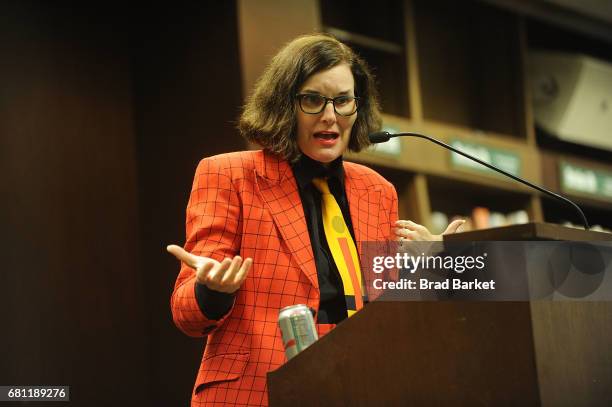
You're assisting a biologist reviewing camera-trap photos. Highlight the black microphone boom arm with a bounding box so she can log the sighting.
[368,131,590,230]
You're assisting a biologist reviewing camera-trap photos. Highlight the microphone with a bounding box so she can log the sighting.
[368,131,590,230]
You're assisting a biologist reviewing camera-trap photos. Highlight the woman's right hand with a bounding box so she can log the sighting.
[167,245,253,294]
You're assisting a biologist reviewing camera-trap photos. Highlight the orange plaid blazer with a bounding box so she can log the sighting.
[171,150,398,406]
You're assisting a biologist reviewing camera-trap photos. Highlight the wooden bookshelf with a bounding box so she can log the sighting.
[323,0,611,234]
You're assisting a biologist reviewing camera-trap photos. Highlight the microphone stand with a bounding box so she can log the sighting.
[369,131,590,230]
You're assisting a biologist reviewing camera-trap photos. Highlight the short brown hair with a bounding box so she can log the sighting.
[238,34,382,163]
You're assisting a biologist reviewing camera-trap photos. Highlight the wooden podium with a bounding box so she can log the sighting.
[268,223,612,406]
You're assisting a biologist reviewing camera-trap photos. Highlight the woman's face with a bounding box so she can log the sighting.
[296,64,357,165]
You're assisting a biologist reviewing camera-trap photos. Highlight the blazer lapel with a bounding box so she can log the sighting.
[254,152,319,289]
[344,165,382,246]
[344,164,384,300]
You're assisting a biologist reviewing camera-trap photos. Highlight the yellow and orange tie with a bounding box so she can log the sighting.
[312,177,365,317]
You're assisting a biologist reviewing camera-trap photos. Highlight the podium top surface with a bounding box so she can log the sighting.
[443,222,612,241]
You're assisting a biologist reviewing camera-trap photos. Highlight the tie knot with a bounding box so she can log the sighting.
[312,177,331,195]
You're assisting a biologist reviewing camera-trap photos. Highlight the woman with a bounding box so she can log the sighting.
[168,34,462,406]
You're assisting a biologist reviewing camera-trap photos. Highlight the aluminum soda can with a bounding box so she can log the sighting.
[278,304,318,360]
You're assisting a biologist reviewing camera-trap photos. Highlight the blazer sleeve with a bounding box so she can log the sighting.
[386,181,399,238]
[386,181,400,282]
[170,157,242,337]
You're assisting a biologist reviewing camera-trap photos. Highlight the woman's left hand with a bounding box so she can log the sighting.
[394,219,465,242]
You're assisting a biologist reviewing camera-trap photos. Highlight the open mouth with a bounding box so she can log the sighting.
[314,132,339,140]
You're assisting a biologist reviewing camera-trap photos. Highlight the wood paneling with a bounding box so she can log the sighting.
[0,2,147,405]
[0,2,244,405]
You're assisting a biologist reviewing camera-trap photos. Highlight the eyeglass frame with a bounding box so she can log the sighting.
[295,93,361,116]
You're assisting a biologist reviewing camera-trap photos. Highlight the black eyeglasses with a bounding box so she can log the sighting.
[295,93,360,116]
